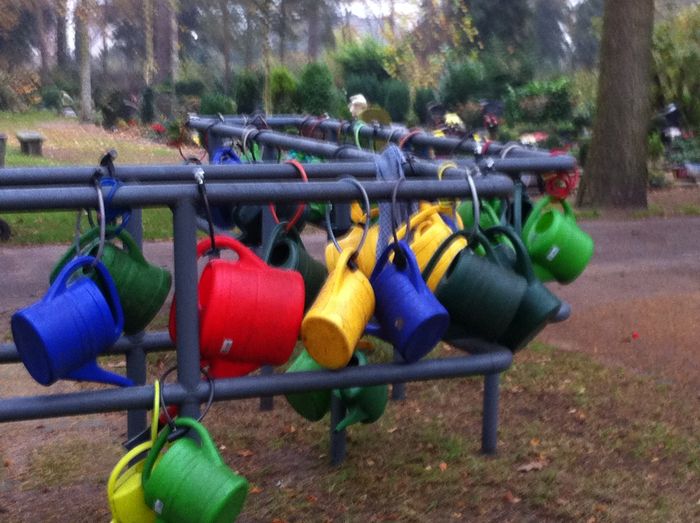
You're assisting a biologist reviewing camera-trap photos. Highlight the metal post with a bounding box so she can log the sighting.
[481,372,501,454]
[124,209,148,440]
[330,393,347,465]
[172,199,201,419]
[391,350,406,400]
[513,181,523,235]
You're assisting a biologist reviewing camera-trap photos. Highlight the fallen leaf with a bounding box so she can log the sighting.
[503,491,521,504]
[3,460,10,468]
[529,438,540,447]
[387,427,398,434]
[271,519,287,523]
[425,465,432,471]
[249,486,263,494]
[439,462,448,472]
[517,460,547,473]
[236,449,254,458]
[366,459,375,466]
[306,494,318,503]
[218,445,226,451]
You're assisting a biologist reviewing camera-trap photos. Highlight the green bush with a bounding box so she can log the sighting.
[140,87,155,124]
[200,93,236,115]
[344,73,387,107]
[383,79,410,122]
[505,77,573,124]
[297,62,336,115]
[270,66,298,114]
[334,38,390,81]
[41,86,63,111]
[234,70,264,114]
[439,60,488,108]
[175,79,205,97]
[414,87,436,125]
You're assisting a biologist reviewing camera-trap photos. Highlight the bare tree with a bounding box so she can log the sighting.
[577,0,655,208]
[76,0,93,121]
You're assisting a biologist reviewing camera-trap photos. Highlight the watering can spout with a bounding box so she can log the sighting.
[334,407,368,432]
[66,361,134,387]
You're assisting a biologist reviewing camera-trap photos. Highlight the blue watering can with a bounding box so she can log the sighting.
[11,255,132,387]
[366,241,450,363]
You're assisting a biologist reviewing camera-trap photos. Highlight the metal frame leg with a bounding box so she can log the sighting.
[481,372,501,454]
[391,349,406,400]
[330,393,347,465]
[259,366,274,411]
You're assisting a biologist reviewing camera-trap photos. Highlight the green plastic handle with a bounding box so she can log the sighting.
[141,417,223,487]
[484,225,537,283]
[421,228,497,283]
[521,195,553,245]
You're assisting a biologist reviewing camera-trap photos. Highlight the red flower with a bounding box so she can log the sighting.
[151,123,166,134]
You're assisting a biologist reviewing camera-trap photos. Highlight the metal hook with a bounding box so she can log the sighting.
[91,176,107,266]
[194,167,218,255]
[158,365,216,442]
[324,178,371,269]
[464,166,481,244]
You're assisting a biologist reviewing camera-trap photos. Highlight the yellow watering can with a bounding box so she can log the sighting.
[302,248,375,369]
[107,381,161,523]
[325,205,464,290]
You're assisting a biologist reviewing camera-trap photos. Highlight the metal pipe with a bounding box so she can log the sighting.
[191,115,556,159]
[172,200,201,419]
[0,331,174,363]
[0,177,513,212]
[0,351,513,422]
[481,373,501,454]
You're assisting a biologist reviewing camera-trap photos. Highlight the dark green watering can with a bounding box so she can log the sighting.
[486,225,562,351]
[334,351,388,432]
[262,222,327,311]
[51,227,172,335]
[423,229,528,343]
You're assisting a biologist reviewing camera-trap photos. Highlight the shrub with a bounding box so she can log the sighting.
[439,60,488,108]
[344,73,387,107]
[175,79,205,97]
[297,62,336,115]
[505,77,573,125]
[200,93,236,115]
[334,38,391,81]
[414,87,436,125]
[234,70,264,114]
[41,85,63,111]
[270,66,298,114]
[383,79,410,122]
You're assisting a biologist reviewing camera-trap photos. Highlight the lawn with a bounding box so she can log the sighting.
[0,110,185,244]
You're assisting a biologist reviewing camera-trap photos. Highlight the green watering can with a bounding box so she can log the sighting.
[333,351,388,432]
[51,227,172,335]
[487,225,562,351]
[521,196,594,283]
[284,349,332,421]
[142,417,249,523]
[422,229,528,343]
[457,199,515,265]
[262,222,327,311]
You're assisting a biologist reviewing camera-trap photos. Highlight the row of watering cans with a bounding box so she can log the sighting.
[107,382,249,523]
[11,226,172,388]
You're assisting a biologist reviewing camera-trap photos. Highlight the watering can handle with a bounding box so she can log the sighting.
[484,225,537,283]
[260,222,290,264]
[521,195,552,244]
[142,417,224,486]
[561,199,576,221]
[115,228,149,265]
[196,235,268,269]
[329,249,356,295]
[49,225,122,283]
[372,240,424,291]
[106,440,153,507]
[421,228,494,282]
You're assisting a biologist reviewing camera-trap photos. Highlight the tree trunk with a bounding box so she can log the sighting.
[76,1,93,122]
[169,0,179,83]
[219,0,232,94]
[277,0,287,62]
[35,5,49,83]
[577,0,654,209]
[56,0,69,68]
[307,6,319,59]
[143,0,155,86]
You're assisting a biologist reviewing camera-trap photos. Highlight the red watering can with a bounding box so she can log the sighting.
[169,235,304,367]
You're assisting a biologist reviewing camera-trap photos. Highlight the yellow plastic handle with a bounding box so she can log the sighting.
[107,441,153,512]
[150,380,160,444]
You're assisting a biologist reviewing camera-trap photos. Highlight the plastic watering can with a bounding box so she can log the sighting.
[51,226,172,335]
[11,255,131,387]
[108,380,161,523]
[333,351,388,432]
[302,249,375,370]
[284,349,332,421]
[521,196,594,283]
[422,230,528,343]
[168,235,304,367]
[262,222,327,311]
[142,417,249,523]
[487,226,563,351]
[366,241,449,363]
[207,146,241,230]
